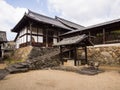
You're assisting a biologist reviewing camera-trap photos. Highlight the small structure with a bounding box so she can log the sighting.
[0,31,7,61]
[54,34,93,66]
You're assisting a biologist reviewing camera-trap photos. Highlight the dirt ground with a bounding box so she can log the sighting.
[0,70,120,90]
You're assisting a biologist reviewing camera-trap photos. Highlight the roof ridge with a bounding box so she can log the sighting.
[86,18,120,28]
[27,10,59,22]
[55,16,84,27]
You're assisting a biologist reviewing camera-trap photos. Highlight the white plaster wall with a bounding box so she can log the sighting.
[16,38,20,48]
[15,27,27,48]
[32,36,37,42]
[53,38,57,44]
[53,32,58,37]
[38,36,43,43]
[28,29,30,33]
[15,27,44,48]
[19,27,27,36]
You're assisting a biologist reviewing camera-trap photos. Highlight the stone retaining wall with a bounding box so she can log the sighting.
[78,44,120,66]
[12,46,33,61]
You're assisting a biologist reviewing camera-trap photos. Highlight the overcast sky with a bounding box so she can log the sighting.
[1,0,120,40]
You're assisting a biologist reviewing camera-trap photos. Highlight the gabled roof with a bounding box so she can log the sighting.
[12,10,85,32]
[27,10,74,30]
[54,34,93,46]
[0,31,7,43]
[55,16,85,30]
[61,18,120,36]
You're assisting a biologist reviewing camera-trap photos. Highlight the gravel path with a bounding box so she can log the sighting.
[0,70,120,90]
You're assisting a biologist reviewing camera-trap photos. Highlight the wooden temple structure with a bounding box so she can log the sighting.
[11,9,120,66]
[55,18,120,66]
[12,10,84,48]
[54,34,93,66]
[61,18,120,45]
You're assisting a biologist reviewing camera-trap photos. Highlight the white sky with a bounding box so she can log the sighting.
[1,0,120,40]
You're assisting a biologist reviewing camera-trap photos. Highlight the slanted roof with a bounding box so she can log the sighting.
[0,31,7,43]
[61,18,120,36]
[54,34,93,46]
[12,10,76,32]
[55,16,85,30]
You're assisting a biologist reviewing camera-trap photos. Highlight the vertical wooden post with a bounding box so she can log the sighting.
[60,46,63,65]
[0,45,2,60]
[46,29,48,47]
[88,31,91,41]
[103,28,105,44]
[37,27,38,43]
[30,23,32,46]
[69,51,71,59]
[26,26,28,45]
[84,46,88,64]
[2,49,4,59]
[74,46,77,66]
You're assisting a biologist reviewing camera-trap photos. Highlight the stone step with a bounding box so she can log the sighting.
[6,66,29,74]
[0,69,9,80]
[13,63,29,68]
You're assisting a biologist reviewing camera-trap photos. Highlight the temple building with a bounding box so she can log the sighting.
[11,10,120,66]
[61,18,120,45]
[11,10,84,48]
[54,18,120,66]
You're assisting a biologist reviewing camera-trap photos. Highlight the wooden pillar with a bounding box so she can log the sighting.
[2,49,4,59]
[103,28,105,44]
[37,27,38,43]
[88,31,91,41]
[0,45,2,59]
[30,23,32,46]
[60,46,63,65]
[46,29,48,47]
[84,46,88,64]
[26,26,28,45]
[74,46,77,66]
[0,44,4,60]
[69,51,71,59]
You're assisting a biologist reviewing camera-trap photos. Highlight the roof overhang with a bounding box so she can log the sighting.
[11,11,75,33]
[60,18,120,37]
[53,34,94,46]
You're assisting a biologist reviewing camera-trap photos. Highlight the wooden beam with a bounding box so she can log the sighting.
[103,28,105,44]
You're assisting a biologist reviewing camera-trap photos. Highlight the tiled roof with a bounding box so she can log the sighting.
[55,16,85,30]
[61,18,120,36]
[26,10,74,30]
[54,34,91,46]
